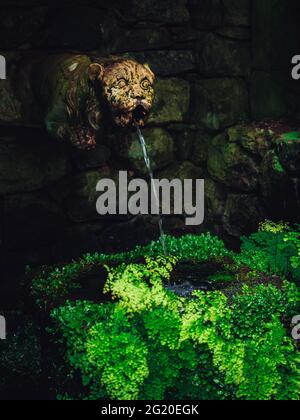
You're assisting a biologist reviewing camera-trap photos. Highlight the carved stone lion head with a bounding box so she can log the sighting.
[88,58,155,128]
[42,55,155,149]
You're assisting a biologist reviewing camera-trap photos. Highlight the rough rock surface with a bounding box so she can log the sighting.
[0,129,68,195]
[148,78,190,124]
[208,132,259,192]
[116,128,175,175]
[192,78,249,130]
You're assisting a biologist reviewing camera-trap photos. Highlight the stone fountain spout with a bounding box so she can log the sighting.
[0,53,155,150]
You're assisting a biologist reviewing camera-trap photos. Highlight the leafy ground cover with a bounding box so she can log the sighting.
[29,222,300,400]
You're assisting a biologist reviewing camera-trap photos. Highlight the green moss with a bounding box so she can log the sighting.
[279,132,300,143]
[273,154,285,173]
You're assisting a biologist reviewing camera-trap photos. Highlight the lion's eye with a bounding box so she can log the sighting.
[116,78,127,89]
[141,79,151,90]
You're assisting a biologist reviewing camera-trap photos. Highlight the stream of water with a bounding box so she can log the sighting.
[136,125,167,255]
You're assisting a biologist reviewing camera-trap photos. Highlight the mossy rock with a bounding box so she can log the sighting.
[128,50,196,77]
[192,78,249,130]
[258,142,300,223]
[196,32,251,77]
[123,0,190,23]
[276,132,300,173]
[157,161,202,181]
[50,167,131,223]
[208,132,259,192]
[188,0,223,30]
[223,0,251,26]
[148,78,190,124]
[113,29,172,55]
[259,150,287,194]
[191,130,214,166]
[227,124,272,156]
[116,128,175,175]
[0,129,69,195]
[223,194,264,237]
[0,80,23,124]
[168,124,196,161]
[215,27,251,41]
[204,179,227,223]
[70,144,111,171]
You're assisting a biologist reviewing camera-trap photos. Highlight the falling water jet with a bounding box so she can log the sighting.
[136,125,167,255]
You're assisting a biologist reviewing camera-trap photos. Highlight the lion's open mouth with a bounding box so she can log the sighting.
[132,105,149,126]
[114,105,150,127]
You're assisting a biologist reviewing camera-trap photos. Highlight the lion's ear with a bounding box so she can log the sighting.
[144,63,155,80]
[88,63,105,81]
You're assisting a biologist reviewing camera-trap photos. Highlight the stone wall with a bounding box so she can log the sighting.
[0,0,300,299]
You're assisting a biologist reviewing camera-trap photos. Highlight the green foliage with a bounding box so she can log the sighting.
[234,316,299,400]
[32,224,299,312]
[273,155,285,173]
[143,233,230,262]
[87,308,149,400]
[237,221,300,282]
[51,257,299,401]
[32,225,300,400]
[284,228,300,271]
[31,265,82,310]
[280,132,300,142]
[229,281,300,400]
[32,233,231,309]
